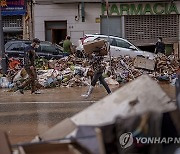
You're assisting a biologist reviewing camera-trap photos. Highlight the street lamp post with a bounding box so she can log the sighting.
[0,3,7,74]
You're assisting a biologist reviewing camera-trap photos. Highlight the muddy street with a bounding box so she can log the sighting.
[0,86,117,102]
[0,84,175,145]
[0,86,118,144]
[0,101,94,144]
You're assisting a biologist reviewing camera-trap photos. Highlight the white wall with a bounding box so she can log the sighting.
[33,3,101,45]
[34,1,180,47]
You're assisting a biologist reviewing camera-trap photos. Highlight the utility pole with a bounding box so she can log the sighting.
[0,3,7,74]
[105,0,112,74]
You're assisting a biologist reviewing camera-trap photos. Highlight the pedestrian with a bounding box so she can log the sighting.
[17,38,42,94]
[154,37,165,54]
[63,36,73,56]
[82,47,111,98]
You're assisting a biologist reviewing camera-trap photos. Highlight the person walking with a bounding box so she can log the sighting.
[82,47,111,98]
[63,36,73,56]
[154,37,165,54]
[17,38,42,94]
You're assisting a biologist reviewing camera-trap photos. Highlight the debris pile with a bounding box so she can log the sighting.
[0,53,179,89]
[111,53,179,84]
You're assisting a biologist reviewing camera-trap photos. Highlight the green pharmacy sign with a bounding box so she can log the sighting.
[102,3,179,15]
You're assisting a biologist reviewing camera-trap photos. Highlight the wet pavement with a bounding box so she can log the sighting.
[0,102,94,144]
[0,86,118,144]
[0,83,176,145]
[0,86,116,102]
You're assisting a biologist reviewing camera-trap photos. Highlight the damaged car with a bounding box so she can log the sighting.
[76,34,155,59]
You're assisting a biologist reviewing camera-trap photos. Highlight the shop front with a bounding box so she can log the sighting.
[101,2,180,53]
[1,0,26,43]
[33,0,180,55]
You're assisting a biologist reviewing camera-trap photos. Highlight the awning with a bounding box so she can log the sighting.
[3,27,23,33]
[2,10,26,16]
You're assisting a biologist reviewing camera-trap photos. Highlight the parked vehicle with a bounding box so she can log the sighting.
[5,40,64,60]
[76,34,155,59]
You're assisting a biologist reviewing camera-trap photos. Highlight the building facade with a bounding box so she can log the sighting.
[1,0,27,43]
[33,0,180,54]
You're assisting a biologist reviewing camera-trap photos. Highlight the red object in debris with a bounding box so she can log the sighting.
[9,59,20,70]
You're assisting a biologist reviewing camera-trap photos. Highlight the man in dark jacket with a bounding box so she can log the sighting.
[18,38,41,94]
[155,37,165,54]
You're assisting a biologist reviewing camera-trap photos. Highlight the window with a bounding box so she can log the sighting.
[111,38,117,46]
[5,42,12,50]
[125,15,179,44]
[41,44,56,53]
[115,39,131,49]
[2,16,22,28]
[19,42,31,51]
[7,43,21,51]
[96,37,115,45]
[96,37,107,40]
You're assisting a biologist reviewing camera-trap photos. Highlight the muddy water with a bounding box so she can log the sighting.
[0,84,176,144]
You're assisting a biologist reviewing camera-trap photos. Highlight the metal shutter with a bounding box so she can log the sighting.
[125,15,179,46]
[2,16,22,28]
[101,16,122,38]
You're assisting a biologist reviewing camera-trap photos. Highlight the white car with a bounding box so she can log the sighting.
[76,34,155,59]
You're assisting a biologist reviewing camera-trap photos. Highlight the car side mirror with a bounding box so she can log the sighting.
[129,46,137,50]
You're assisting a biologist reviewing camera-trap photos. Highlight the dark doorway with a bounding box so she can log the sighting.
[138,45,155,53]
[45,21,67,45]
[52,29,66,44]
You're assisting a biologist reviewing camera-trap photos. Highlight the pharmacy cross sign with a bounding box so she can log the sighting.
[102,2,179,15]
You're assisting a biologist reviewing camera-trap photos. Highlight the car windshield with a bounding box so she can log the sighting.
[5,41,31,51]
[5,42,12,50]
[23,42,31,48]
[37,42,62,53]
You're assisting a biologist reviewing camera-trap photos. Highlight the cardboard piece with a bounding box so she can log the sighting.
[134,56,155,71]
[40,118,77,140]
[70,75,175,126]
[83,39,108,55]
